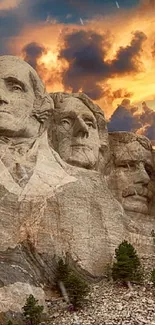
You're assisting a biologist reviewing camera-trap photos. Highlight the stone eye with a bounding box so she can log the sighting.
[84,119,94,128]
[12,84,23,91]
[61,118,72,130]
[62,119,70,124]
[119,163,129,169]
[117,162,135,170]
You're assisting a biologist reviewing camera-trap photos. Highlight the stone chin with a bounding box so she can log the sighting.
[67,157,93,169]
[66,147,98,169]
[0,115,40,138]
[123,196,149,216]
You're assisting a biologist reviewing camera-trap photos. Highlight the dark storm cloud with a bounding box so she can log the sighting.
[140,102,155,140]
[22,42,46,70]
[0,1,38,55]
[108,100,140,132]
[59,30,147,100]
[108,100,155,141]
[85,85,104,100]
[111,31,147,74]
[0,0,141,56]
[22,0,116,25]
[29,0,75,23]
[26,0,131,23]
[144,125,155,140]
[0,13,22,55]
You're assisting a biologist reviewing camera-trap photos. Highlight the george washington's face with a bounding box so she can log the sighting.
[51,97,101,169]
[108,140,154,216]
[0,57,41,138]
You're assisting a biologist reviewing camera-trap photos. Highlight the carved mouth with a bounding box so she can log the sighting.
[122,187,151,200]
[123,195,149,215]
[124,194,148,202]
[71,144,92,149]
[0,110,11,115]
[133,195,148,202]
[124,193,148,200]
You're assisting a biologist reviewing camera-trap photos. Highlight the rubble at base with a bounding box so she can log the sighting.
[47,280,155,325]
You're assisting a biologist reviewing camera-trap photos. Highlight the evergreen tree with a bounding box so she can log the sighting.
[151,268,155,286]
[57,259,89,308]
[112,240,143,284]
[22,294,44,325]
[63,270,89,308]
[57,258,70,283]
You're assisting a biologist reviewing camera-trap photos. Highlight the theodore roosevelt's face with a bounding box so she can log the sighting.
[51,97,100,169]
[108,140,154,216]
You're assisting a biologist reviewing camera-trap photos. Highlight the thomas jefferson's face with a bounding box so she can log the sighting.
[108,141,154,216]
[51,97,100,169]
[0,57,40,138]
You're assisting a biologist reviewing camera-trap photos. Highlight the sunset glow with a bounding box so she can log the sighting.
[1,0,155,140]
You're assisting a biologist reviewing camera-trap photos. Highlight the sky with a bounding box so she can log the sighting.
[1,0,155,142]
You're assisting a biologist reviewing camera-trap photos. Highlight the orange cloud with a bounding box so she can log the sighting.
[7,3,155,118]
[0,0,21,10]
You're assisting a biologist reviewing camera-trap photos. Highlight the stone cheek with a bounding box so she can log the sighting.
[0,164,127,312]
[108,132,154,218]
[0,131,127,313]
[107,132,155,256]
[0,55,53,139]
[50,100,100,169]
[34,170,127,278]
[48,93,108,171]
[0,56,155,315]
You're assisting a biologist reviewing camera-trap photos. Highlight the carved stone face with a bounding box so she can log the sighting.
[108,138,154,216]
[51,97,100,169]
[0,57,40,138]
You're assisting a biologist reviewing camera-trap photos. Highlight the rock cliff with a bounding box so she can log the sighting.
[0,56,154,313]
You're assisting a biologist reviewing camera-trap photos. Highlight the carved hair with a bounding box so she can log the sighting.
[29,71,54,125]
[0,56,54,126]
[109,131,152,151]
[50,92,109,151]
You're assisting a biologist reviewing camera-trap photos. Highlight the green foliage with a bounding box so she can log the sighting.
[57,258,70,283]
[151,229,155,247]
[150,268,155,286]
[22,294,44,325]
[57,259,89,308]
[64,271,89,308]
[112,240,143,284]
[6,321,13,325]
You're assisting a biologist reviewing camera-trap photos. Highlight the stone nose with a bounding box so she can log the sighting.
[0,88,9,105]
[73,117,89,138]
[135,162,150,185]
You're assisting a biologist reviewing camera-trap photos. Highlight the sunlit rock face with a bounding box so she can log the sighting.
[108,132,155,255]
[0,55,55,312]
[1,55,155,314]
[46,92,127,277]
[0,58,126,313]
[49,92,110,173]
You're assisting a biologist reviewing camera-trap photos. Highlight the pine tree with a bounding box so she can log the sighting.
[57,259,89,309]
[112,240,143,285]
[22,294,44,325]
[63,270,89,308]
[6,321,13,325]
[151,268,155,286]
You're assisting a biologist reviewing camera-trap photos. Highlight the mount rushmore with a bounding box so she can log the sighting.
[0,55,154,312]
